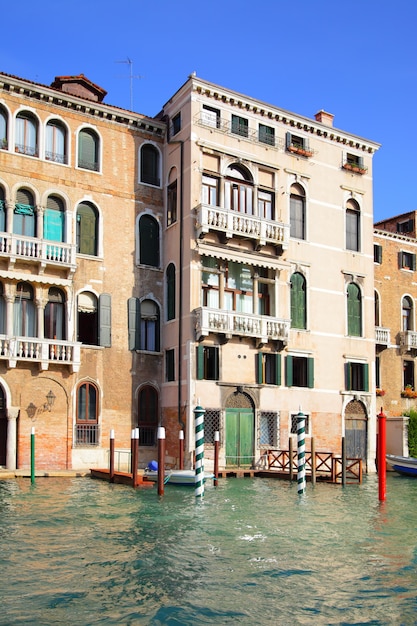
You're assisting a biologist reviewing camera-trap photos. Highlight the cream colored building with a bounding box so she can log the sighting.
[160,76,380,471]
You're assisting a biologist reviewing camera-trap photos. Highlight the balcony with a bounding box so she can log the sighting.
[375,326,391,347]
[0,232,77,275]
[195,306,290,344]
[400,330,417,352]
[195,204,289,250]
[0,335,81,372]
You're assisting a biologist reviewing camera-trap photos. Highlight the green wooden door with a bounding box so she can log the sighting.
[225,409,254,467]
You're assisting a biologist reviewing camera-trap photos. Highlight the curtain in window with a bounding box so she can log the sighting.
[290,195,305,239]
[0,109,6,144]
[347,283,361,336]
[13,287,36,337]
[346,209,360,251]
[16,115,37,155]
[45,197,65,242]
[45,288,65,340]
[77,383,97,422]
[46,122,65,162]
[290,272,306,329]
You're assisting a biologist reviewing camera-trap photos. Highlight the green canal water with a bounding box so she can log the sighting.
[1,473,417,625]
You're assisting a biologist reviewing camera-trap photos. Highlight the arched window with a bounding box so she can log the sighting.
[166,263,176,321]
[45,195,65,242]
[138,385,158,446]
[45,287,66,340]
[0,186,5,232]
[14,281,36,337]
[347,282,362,337]
[140,144,160,186]
[0,282,5,334]
[77,291,98,345]
[76,381,99,446]
[14,188,36,237]
[290,272,306,329]
[15,111,38,156]
[402,296,413,331]
[45,119,67,164]
[78,128,99,171]
[76,201,98,256]
[224,164,253,215]
[167,168,177,226]
[290,183,305,240]
[140,299,160,351]
[139,214,159,267]
[0,106,8,149]
[374,290,380,327]
[346,199,360,252]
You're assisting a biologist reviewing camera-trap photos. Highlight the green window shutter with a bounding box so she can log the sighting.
[307,357,314,388]
[77,204,97,255]
[291,273,306,329]
[213,347,219,380]
[412,254,417,271]
[44,208,64,242]
[346,362,352,391]
[128,298,140,350]
[363,363,369,392]
[196,345,204,380]
[275,354,282,386]
[285,131,291,149]
[256,353,264,384]
[347,283,361,336]
[98,293,111,347]
[286,355,293,387]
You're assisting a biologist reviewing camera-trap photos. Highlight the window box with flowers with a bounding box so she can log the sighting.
[401,385,417,399]
[376,388,386,397]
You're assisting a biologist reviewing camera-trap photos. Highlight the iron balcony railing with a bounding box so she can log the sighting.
[74,423,100,446]
[375,326,391,346]
[45,150,67,164]
[195,203,289,249]
[195,307,290,343]
[0,232,77,270]
[194,113,284,150]
[0,335,81,372]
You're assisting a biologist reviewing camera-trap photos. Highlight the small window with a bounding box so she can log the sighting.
[344,153,366,173]
[397,219,414,234]
[258,190,274,220]
[76,202,98,256]
[14,188,36,237]
[290,184,305,240]
[204,409,221,444]
[14,282,36,337]
[46,120,67,164]
[166,263,176,321]
[259,124,275,146]
[15,112,38,157]
[201,105,220,129]
[140,144,160,186]
[256,353,281,385]
[166,349,175,381]
[290,272,306,329]
[259,412,279,447]
[403,361,414,390]
[346,362,369,392]
[202,175,218,206]
[44,287,66,340]
[231,115,248,138]
[346,199,360,252]
[290,413,310,436]
[167,180,177,226]
[400,251,416,270]
[376,355,381,389]
[286,132,312,156]
[139,214,160,267]
[196,345,219,380]
[402,296,413,331]
[374,244,382,264]
[347,282,362,337]
[78,128,99,171]
[140,299,160,352]
[171,112,181,136]
[138,386,158,446]
[77,292,98,345]
[75,382,99,446]
[285,356,314,388]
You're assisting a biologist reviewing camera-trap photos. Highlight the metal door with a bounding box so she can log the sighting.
[225,408,254,467]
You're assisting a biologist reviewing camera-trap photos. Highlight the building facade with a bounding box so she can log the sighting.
[0,71,380,472]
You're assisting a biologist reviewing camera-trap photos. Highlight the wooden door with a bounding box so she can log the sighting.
[225,408,254,467]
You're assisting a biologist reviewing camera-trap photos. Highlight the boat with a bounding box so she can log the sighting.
[143,468,215,485]
[385,454,417,476]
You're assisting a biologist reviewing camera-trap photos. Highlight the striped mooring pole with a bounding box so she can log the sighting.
[30,427,35,485]
[194,404,205,498]
[296,409,306,495]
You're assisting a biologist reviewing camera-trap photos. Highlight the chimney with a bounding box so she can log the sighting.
[314,110,334,127]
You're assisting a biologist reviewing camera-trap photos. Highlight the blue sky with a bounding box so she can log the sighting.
[2,0,416,222]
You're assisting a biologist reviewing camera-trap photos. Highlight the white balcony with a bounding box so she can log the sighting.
[400,330,417,352]
[195,307,290,344]
[375,326,391,347]
[0,335,81,372]
[0,232,77,274]
[195,204,289,250]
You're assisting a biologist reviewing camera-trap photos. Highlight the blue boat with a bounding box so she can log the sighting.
[386,454,417,476]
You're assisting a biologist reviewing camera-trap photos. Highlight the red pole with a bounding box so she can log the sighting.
[131,429,139,488]
[157,427,166,496]
[179,430,184,470]
[109,429,115,483]
[378,407,387,502]
[214,430,219,486]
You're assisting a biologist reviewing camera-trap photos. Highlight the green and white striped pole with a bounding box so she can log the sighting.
[296,409,306,495]
[194,403,205,498]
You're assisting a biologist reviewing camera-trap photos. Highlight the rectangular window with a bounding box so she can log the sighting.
[256,353,281,385]
[286,356,314,388]
[259,411,279,447]
[166,349,175,381]
[171,112,181,135]
[196,345,219,380]
[258,190,274,220]
[346,362,369,392]
[286,132,311,156]
[167,180,177,226]
[204,408,221,444]
[290,413,310,436]
[346,209,360,251]
[290,195,305,240]
[259,124,275,146]
[404,360,414,389]
[400,251,416,270]
[202,105,220,129]
[397,219,414,234]
[231,115,248,138]
[374,244,382,264]
[376,356,380,389]
[202,175,218,206]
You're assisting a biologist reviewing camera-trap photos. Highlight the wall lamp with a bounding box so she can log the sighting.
[26,390,56,420]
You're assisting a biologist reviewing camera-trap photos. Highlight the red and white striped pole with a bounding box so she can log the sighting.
[378,407,387,502]
[157,427,166,496]
[179,430,184,470]
[109,429,115,483]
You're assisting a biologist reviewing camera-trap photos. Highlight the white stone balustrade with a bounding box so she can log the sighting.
[0,335,81,372]
[195,307,290,343]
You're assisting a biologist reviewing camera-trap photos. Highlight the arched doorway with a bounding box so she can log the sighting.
[345,400,368,468]
[225,391,255,467]
[0,385,6,466]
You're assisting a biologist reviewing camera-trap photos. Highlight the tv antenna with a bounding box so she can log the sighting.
[115,58,142,111]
